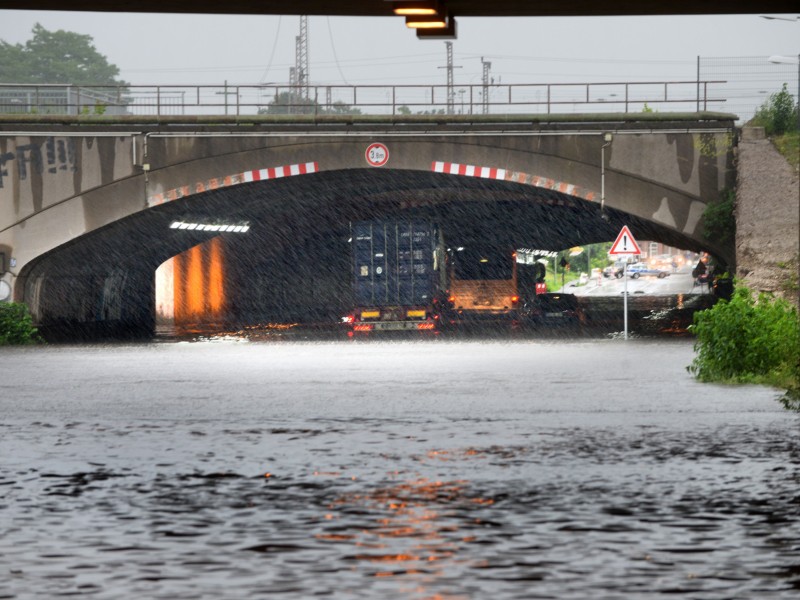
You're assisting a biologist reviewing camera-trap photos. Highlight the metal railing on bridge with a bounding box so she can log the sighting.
[0,80,727,118]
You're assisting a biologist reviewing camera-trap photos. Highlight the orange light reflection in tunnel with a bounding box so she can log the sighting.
[207,236,225,315]
[185,243,204,317]
[156,236,227,325]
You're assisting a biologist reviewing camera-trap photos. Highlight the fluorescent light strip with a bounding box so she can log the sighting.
[393,1,441,16]
[170,221,249,233]
[416,16,457,38]
[405,15,448,29]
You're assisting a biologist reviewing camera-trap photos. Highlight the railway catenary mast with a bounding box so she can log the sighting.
[296,15,309,98]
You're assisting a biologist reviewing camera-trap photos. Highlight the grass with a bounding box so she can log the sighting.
[773,130,799,172]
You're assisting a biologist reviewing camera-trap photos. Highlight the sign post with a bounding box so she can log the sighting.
[608,225,642,340]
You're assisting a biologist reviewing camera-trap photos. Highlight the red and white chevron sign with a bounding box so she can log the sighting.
[242,162,318,182]
[149,161,319,206]
[431,160,596,202]
[432,161,505,179]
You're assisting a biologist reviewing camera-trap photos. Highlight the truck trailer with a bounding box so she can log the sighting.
[344,220,455,334]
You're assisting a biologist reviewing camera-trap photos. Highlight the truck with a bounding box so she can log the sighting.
[448,245,519,320]
[344,220,455,334]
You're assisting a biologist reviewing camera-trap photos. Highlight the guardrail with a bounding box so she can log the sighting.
[0,81,727,117]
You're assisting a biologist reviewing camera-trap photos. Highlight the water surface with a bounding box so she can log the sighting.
[1,339,797,599]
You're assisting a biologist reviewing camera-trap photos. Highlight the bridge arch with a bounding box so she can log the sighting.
[15,165,719,337]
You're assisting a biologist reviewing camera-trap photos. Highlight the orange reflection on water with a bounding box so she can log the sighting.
[315,472,497,595]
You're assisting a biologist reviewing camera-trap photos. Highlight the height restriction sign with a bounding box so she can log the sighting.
[608,225,642,255]
[365,143,389,167]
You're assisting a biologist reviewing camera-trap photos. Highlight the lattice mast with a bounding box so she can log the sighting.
[481,57,492,115]
[296,15,309,99]
[439,42,461,115]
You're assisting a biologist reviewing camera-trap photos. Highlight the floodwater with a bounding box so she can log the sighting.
[1,338,798,599]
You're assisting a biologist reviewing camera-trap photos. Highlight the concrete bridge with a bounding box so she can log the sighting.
[0,112,737,335]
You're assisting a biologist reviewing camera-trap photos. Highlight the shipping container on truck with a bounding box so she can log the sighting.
[345,220,454,334]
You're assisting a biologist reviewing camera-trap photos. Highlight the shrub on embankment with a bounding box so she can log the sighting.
[749,83,799,172]
[688,286,800,404]
[0,302,42,345]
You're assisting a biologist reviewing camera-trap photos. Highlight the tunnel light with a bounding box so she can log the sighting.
[406,15,448,28]
[169,221,250,233]
[393,1,442,16]
[415,16,457,38]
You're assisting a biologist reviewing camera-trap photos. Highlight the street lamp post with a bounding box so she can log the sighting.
[600,132,612,220]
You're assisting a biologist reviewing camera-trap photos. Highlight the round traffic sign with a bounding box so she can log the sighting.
[365,143,389,167]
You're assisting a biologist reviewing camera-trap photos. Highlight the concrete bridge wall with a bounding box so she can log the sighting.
[0,116,737,333]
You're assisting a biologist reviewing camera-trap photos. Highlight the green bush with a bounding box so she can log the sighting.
[750,83,799,136]
[703,188,736,250]
[0,302,42,345]
[688,287,799,394]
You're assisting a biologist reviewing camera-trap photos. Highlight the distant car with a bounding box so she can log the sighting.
[603,265,624,279]
[627,263,670,279]
[521,293,583,326]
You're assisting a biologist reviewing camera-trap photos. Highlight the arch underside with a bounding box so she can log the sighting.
[19,168,715,335]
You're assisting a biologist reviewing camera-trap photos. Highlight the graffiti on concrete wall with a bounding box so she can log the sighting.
[0,137,77,188]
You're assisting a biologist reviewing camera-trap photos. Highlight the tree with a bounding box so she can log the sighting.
[0,23,126,85]
[258,91,361,116]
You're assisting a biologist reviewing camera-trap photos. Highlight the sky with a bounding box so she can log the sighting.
[0,10,798,119]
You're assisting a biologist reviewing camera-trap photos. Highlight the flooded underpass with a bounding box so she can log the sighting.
[147,291,717,344]
[1,330,798,599]
[580,293,718,337]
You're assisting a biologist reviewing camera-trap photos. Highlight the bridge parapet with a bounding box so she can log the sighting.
[0,80,728,119]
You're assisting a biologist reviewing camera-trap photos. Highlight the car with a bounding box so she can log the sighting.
[603,260,630,279]
[521,293,583,327]
[626,263,670,279]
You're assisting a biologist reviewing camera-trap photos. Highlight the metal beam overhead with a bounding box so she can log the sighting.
[0,0,791,17]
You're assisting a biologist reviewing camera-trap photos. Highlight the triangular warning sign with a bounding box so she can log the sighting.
[609,225,642,255]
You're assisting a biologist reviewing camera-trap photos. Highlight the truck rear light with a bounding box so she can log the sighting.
[511,295,519,304]
[342,314,355,324]
[353,324,374,332]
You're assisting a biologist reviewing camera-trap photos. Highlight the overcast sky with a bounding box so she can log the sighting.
[1,10,797,118]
